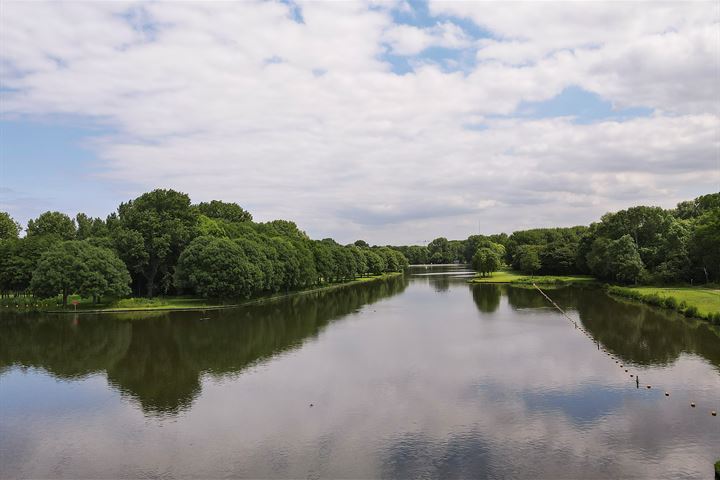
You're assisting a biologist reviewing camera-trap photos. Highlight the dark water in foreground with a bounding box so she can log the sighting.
[1,265,719,479]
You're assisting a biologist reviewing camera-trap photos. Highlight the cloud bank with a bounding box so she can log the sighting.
[1,1,718,243]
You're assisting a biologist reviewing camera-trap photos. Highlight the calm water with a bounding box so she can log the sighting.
[1,265,719,479]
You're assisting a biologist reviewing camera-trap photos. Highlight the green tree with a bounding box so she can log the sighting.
[539,242,577,275]
[607,235,644,284]
[365,250,386,275]
[117,189,198,297]
[0,212,21,240]
[30,241,131,305]
[197,214,227,237]
[428,237,454,264]
[75,213,107,240]
[176,236,260,299]
[311,241,335,284]
[472,247,500,277]
[195,200,252,223]
[515,245,541,276]
[690,208,720,283]
[26,211,76,240]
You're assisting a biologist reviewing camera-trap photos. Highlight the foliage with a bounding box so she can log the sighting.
[0,212,21,240]
[195,200,252,223]
[471,247,501,277]
[117,189,198,296]
[515,245,541,275]
[30,241,131,305]
[176,236,259,299]
[26,211,76,240]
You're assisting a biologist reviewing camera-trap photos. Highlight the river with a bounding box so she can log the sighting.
[1,265,718,478]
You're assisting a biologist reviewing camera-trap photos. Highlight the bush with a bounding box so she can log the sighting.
[662,296,678,310]
[683,305,699,318]
[644,293,662,306]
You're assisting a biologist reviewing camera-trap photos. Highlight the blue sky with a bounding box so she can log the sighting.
[1,0,718,243]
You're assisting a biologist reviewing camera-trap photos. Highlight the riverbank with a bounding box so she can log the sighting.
[468,270,597,286]
[607,285,720,324]
[0,273,403,314]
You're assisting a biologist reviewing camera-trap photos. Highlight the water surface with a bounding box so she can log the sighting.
[1,265,718,478]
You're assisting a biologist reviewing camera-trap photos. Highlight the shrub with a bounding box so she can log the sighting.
[684,305,699,318]
[644,293,662,307]
[662,296,678,310]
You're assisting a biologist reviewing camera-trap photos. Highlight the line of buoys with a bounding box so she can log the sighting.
[532,283,718,418]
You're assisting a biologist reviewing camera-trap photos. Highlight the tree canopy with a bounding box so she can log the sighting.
[30,241,130,305]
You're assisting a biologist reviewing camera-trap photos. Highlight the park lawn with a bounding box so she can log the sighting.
[622,286,720,317]
[469,270,597,285]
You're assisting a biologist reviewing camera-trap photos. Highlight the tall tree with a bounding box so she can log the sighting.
[472,247,501,277]
[117,189,198,297]
[0,212,21,240]
[195,200,252,223]
[690,208,720,283]
[515,245,541,276]
[30,241,131,305]
[26,211,76,240]
[176,236,260,299]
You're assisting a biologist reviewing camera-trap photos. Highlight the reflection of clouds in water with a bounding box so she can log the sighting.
[0,271,718,478]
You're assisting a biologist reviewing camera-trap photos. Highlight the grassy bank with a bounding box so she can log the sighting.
[469,270,597,285]
[607,285,720,324]
[0,273,402,314]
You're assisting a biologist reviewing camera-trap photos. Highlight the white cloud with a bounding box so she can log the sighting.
[1,1,718,244]
[384,21,472,55]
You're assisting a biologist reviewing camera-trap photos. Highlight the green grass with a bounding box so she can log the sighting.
[469,270,597,285]
[609,286,720,321]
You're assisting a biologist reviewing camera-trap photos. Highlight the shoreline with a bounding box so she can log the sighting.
[6,272,403,315]
[607,285,720,324]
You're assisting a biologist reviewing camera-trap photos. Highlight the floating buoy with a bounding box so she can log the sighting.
[691,402,696,408]
[620,365,624,368]
[309,403,314,407]
[665,392,669,396]
[712,411,717,416]
[625,369,628,372]
[646,385,651,389]
[630,374,634,377]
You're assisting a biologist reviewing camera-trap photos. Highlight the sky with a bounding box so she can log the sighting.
[1,0,719,245]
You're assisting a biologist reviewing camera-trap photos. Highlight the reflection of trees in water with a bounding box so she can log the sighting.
[504,286,549,310]
[0,314,132,379]
[470,285,501,313]
[0,275,408,415]
[430,275,451,293]
[573,290,720,369]
[505,285,720,369]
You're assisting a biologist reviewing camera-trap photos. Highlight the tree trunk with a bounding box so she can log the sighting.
[144,263,159,298]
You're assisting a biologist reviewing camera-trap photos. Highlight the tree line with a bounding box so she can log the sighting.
[391,193,720,284]
[0,190,408,305]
